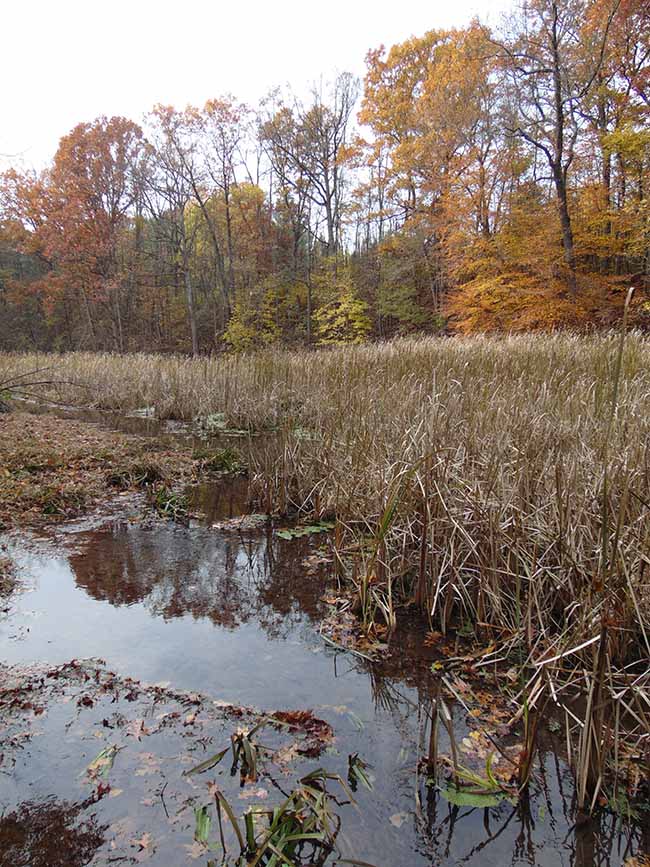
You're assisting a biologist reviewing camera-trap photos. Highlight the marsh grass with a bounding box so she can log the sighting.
[2,331,650,808]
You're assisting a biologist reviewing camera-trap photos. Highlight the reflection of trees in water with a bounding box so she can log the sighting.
[64,524,650,865]
[68,525,326,637]
[0,798,106,867]
[567,795,649,867]
[360,629,436,730]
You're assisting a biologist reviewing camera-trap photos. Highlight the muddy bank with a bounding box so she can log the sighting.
[0,411,248,530]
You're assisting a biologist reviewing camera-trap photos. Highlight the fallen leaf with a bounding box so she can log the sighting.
[126,718,149,741]
[390,812,408,828]
[185,841,207,860]
[132,832,152,851]
[238,787,268,800]
[95,781,111,800]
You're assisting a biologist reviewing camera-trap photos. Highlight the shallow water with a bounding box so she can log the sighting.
[2,508,647,866]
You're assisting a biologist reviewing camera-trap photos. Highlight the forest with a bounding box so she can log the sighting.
[1,0,649,353]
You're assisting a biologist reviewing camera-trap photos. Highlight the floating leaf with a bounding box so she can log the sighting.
[440,786,505,808]
[126,718,149,740]
[132,832,152,851]
[86,745,119,779]
[276,521,336,540]
[389,812,408,828]
[238,787,269,800]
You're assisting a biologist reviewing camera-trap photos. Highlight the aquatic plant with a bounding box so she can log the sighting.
[192,446,244,474]
[150,484,189,524]
[198,769,370,866]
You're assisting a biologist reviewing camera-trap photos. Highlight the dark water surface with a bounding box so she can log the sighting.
[2,513,646,867]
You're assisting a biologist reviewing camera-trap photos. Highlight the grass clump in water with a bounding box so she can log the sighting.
[150,484,189,524]
[192,446,244,474]
[105,459,168,489]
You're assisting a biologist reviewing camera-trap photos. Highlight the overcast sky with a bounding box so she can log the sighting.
[1,0,510,169]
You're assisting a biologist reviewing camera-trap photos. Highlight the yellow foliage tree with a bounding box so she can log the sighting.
[313,262,372,344]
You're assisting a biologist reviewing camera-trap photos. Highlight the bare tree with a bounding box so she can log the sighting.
[499,0,621,296]
[260,73,359,255]
[142,106,201,355]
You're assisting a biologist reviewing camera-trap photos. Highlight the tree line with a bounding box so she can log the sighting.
[1,0,649,353]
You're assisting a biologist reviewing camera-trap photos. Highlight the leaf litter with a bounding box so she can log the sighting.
[0,658,345,866]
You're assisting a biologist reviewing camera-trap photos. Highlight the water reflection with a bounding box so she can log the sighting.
[408,757,645,866]
[189,475,254,524]
[67,524,327,636]
[0,799,106,867]
[2,520,648,867]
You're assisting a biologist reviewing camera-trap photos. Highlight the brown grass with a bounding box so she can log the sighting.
[1,333,649,805]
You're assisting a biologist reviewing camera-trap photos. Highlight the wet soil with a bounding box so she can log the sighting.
[0,411,204,530]
[1,409,648,866]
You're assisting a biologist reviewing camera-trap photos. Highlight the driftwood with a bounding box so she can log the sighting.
[0,367,90,411]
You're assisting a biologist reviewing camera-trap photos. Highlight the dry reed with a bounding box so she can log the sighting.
[1,332,649,807]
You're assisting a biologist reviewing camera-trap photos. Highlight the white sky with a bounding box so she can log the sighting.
[1,0,510,170]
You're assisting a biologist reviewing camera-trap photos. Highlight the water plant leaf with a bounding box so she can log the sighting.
[276,521,335,540]
[348,753,373,791]
[347,711,365,731]
[86,744,119,779]
[214,790,245,850]
[338,860,380,866]
[440,786,504,808]
[184,747,228,777]
[194,805,211,843]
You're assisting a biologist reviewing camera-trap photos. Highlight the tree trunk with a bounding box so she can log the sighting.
[224,183,236,296]
[184,268,199,355]
[553,165,578,297]
[551,4,577,297]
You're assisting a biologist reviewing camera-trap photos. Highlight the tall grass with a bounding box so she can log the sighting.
[2,332,649,806]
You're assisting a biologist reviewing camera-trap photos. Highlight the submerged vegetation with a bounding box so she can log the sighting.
[0,658,356,866]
